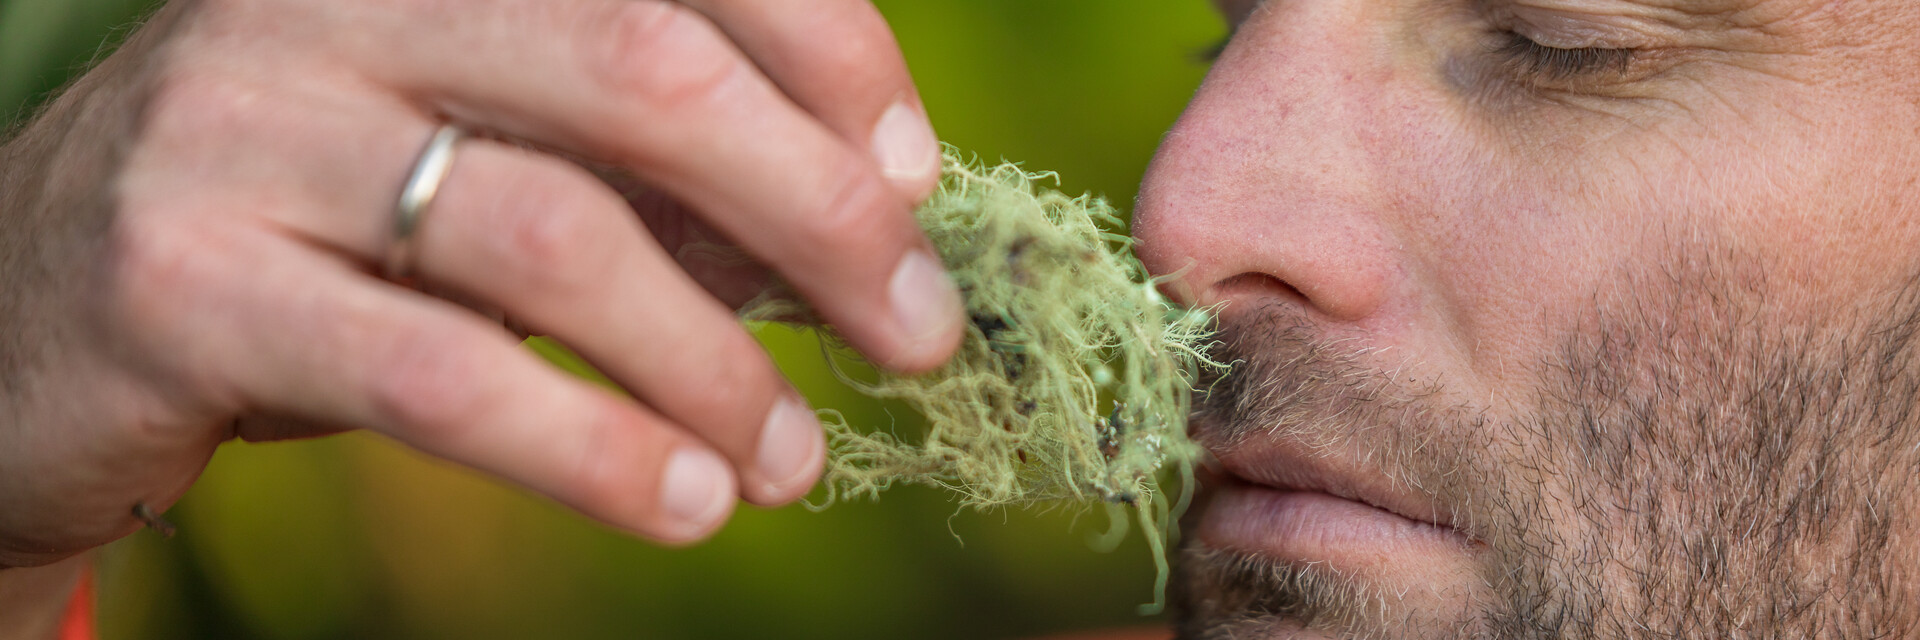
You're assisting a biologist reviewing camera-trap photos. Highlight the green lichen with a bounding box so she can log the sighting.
[742,150,1226,612]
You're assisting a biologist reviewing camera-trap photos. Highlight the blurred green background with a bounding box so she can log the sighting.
[1,1,1224,637]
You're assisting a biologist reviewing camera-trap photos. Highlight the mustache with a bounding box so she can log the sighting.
[1174,303,1502,640]
[1187,300,1496,538]
[1192,303,1443,451]
[1174,306,1505,639]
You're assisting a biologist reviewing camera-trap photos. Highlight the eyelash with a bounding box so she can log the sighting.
[1196,32,1638,83]
[1495,32,1638,80]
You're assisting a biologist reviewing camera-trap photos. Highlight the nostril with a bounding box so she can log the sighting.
[1214,272,1307,309]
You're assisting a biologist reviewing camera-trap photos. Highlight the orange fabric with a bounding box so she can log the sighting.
[57,564,93,640]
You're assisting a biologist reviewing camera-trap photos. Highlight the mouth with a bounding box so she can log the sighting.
[1195,436,1478,572]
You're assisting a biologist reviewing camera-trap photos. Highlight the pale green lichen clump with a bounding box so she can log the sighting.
[743,150,1226,611]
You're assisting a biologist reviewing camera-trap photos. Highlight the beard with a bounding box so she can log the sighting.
[1170,257,1920,639]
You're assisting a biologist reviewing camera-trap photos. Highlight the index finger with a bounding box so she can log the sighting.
[678,0,942,199]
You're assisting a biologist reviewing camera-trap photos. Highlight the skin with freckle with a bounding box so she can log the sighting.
[1137,0,1920,638]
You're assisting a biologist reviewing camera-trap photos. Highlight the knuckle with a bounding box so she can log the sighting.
[807,5,903,105]
[143,69,271,145]
[366,324,490,434]
[108,213,224,327]
[791,158,898,259]
[665,331,772,427]
[590,2,745,114]
[484,166,620,295]
[568,413,631,517]
[102,212,252,397]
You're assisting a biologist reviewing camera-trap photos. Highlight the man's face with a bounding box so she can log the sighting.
[1133,0,1920,637]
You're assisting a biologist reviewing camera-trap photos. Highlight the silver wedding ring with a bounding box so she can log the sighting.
[385,123,465,281]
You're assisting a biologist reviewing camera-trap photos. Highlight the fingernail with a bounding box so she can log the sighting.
[889,249,963,361]
[756,396,824,497]
[659,447,731,535]
[871,99,939,182]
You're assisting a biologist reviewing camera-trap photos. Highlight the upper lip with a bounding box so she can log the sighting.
[1206,432,1461,533]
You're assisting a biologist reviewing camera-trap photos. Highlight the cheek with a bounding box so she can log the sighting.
[1421,136,1647,378]
[1422,81,1920,411]
[1389,105,1796,395]
[1342,104,1627,398]
[1485,92,1920,347]
[1691,103,1920,309]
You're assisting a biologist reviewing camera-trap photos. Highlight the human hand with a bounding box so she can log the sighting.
[0,0,963,568]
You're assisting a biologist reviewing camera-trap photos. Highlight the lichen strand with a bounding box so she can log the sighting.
[742,151,1226,611]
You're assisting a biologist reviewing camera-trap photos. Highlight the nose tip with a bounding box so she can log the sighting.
[1135,230,1393,327]
[1133,147,1396,326]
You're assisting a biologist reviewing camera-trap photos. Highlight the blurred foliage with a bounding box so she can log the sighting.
[2,0,1225,637]
[0,0,156,127]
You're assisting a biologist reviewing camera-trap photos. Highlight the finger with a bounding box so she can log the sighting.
[337,0,965,371]
[136,71,763,313]
[130,73,527,328]
[415,140,827,505]
[140,226,740,542]
[677,0,942,198]
[134,73,824,501]
[173,84,826,505]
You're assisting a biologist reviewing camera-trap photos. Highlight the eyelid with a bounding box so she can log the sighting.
[1508,4,1664,49]
[1495,33,1637,81]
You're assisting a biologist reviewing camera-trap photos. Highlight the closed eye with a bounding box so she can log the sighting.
[1495,32,1637,80]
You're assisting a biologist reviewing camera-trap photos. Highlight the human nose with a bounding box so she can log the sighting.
[1133,2,1417,327]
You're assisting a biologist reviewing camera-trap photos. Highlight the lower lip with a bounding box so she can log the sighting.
[1197,483,1470,565]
